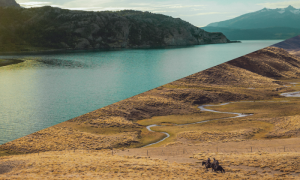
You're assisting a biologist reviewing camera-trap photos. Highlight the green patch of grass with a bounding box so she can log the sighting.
[131,128,167,148]
[137,113,233,126]
[148,119,274,147]
[163,84,216,91]
[76,125,167,148]
[61,122,166,148]
[205,99,300,119]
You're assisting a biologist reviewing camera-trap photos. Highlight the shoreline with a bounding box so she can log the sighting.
[0,59,24,67]
[0,41,240,56]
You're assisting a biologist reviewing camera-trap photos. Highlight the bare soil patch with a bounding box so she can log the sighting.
[0,160,25,175]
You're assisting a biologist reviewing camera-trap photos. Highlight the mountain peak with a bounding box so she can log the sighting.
[285,5,296,10]
[206,5,300,29]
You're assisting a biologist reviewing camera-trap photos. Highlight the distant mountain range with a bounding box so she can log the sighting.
[203,6,300,40]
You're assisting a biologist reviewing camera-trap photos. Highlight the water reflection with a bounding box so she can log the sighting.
[37,59,92,68]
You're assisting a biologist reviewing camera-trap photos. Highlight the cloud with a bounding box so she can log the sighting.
[196,12,229,15]
[257,1,300,8]
[129,3,204,9]
[15,0,255,27]
[19,1,53,7]
[152,10,176,13]
[180,12,230,17]
[167,4,205,9]
[18,0,206,12]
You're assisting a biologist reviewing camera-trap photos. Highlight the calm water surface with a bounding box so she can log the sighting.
[0,40,282,144]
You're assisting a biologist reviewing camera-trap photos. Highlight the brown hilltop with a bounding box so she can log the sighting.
[227,46,300,79]
[272,35,300,51]
[272,35,300,57]
[1,46,298,153]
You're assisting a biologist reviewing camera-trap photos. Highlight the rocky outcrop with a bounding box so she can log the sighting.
[0,6,231,52]
[0,0,20,7]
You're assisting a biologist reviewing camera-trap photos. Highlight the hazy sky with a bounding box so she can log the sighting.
[16,0,300,27]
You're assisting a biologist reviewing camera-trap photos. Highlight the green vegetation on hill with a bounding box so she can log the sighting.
[0,7,229,53]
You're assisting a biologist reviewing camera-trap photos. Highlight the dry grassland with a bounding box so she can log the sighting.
[194,151,300,179]
[2,149,300,180]
[1,125,140,153]
[0,150,228,180]
[289,50,300,57]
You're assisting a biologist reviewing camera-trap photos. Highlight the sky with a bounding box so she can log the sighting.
[16,0,300,27]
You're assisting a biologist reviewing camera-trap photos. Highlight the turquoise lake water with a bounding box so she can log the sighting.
[0,40,282,144]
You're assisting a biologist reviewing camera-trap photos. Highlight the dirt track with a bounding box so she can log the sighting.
[116,137,300,163]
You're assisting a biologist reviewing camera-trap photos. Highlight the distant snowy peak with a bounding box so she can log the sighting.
[276,8,300,14]
[277,9,285,14]
[258,5,299,14]
[289,10,300,14]
[206,5,300,29]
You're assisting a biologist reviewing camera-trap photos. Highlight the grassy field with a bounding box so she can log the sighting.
[204,99,300,118]
[1,148,300,179]
[137,112,233,126]
[142,96,300,147]
[149,119,274,146]
[134,81,300,147]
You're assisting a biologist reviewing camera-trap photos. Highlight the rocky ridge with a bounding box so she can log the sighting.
[0,6,230,52]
